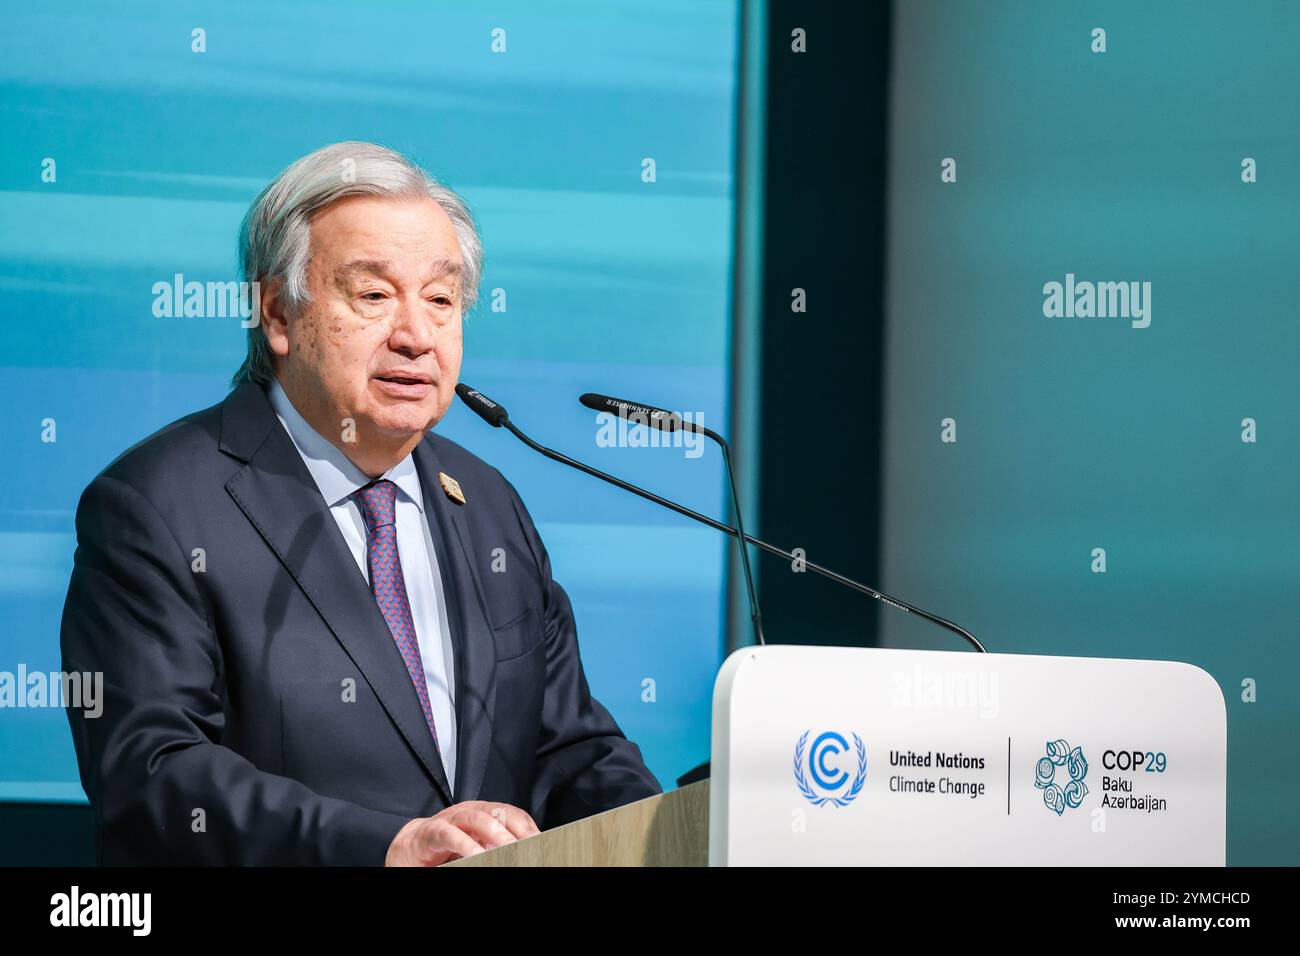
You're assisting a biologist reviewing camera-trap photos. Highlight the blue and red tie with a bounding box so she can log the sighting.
[353,479,439,750]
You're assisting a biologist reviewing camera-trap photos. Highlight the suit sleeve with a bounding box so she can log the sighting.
[60,474,411,865]
[503,483,663,828]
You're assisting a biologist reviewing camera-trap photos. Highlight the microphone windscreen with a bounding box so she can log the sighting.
[579,392,683,432]
[455,383,509,427]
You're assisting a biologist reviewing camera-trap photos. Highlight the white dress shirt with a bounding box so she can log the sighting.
[268,380,457,788]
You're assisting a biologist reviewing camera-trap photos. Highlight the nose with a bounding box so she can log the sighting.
[387,294,438,359]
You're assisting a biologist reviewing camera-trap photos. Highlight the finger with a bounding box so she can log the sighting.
[489,803,541,839]
[456,808,520,849]
[466,801,539,838]
[464,801,536,839]
[423,820,487,864]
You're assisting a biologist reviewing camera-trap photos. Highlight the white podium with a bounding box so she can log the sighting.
[710,645,1226,866]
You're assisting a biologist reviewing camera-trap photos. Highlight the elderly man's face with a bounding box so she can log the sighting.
[271,195,464,463]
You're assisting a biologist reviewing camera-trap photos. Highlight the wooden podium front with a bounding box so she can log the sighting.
[444,780,709,867]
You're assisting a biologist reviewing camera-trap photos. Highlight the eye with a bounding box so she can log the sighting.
[361,291,387,302]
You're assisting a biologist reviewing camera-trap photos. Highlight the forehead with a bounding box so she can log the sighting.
[310,195,461,267]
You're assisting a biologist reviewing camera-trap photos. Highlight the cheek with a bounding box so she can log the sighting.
[317,314,380,376]
[440,324,464,374]
[295,312,338,361]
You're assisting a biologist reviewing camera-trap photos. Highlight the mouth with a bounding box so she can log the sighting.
[373,371,435,399]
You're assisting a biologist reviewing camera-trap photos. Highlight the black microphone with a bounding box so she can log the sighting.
[580,392,764,647]
[579,393,689,434]
[455,384,510,427]
[457,384,985,654]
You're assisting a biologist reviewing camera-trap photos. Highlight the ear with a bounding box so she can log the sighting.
[259,278,292,359]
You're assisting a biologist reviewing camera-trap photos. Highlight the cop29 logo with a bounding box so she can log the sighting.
[1034,739,1089,815]
[794,730,867,807]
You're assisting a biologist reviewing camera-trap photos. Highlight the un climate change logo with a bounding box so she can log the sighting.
[1035,739,1089,815]
[794,730,867,807]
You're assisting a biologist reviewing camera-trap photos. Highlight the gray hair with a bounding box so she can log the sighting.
[232,141,483,386]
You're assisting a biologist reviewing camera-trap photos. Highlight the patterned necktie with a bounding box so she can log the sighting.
[353,479,439,750]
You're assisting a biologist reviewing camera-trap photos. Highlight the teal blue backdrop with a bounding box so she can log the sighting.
[880,0,1298,864]
[0,0,739,803]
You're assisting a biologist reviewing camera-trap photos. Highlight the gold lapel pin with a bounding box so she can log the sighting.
[438,471,466,505]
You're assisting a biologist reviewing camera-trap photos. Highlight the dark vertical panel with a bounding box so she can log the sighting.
[756,0,892,647]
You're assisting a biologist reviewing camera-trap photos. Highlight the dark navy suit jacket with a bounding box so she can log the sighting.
[60,381,661,865]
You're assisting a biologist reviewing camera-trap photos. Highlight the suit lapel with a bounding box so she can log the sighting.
[219,383,454,805]
[414,440,496,804]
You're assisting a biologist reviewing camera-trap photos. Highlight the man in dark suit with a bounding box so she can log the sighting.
[60,142,661,866]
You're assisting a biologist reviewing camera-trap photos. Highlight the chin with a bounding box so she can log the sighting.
[367,405,437,439]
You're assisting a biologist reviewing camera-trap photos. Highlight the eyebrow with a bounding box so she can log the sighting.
[334,257,463,283]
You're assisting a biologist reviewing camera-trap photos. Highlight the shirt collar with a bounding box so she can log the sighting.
[267,379,425,513]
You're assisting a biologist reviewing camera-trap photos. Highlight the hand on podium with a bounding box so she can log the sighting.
[385,802,540,866]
